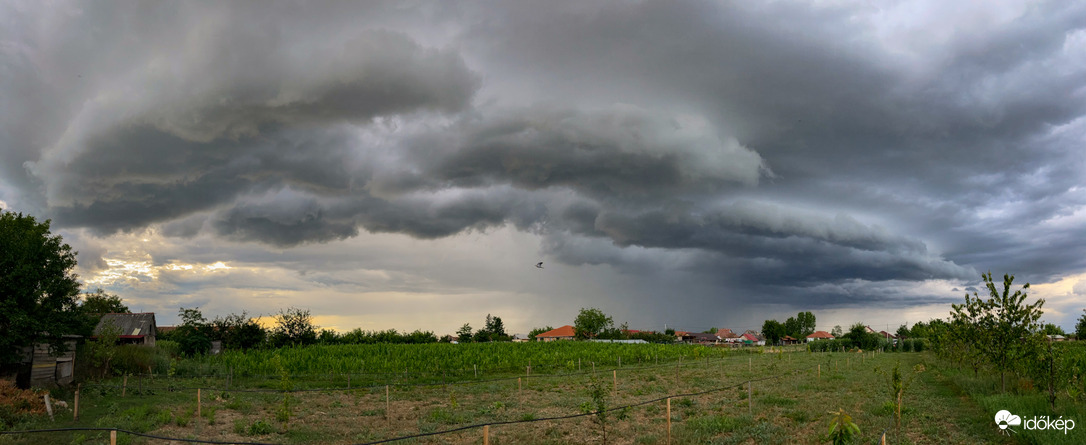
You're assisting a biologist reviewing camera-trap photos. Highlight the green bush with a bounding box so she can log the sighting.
[156,340,181,358]
[112,345,171,375]
[912,338,926,352]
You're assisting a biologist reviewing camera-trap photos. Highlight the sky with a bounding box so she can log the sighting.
[2,1,1085,335]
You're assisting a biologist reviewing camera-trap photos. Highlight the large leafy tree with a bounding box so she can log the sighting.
[210,312,266,350]
[175,307,213,356]
[761,319,785,345]
[81,288,129,315]
[78,288,130,335]
[574,307,614,339]
[270,307,318,347]
[0,210,83,364]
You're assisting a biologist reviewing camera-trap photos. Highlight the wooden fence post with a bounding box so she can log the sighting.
[613,370,617,393]
[197,388,201,418]
[44,394,54,421]
[749,357,752,373]
[518,377,522,398]
[385,385,390,423]
[474,364,477,378]
[122,375,127,397]
[74,388,80,421]
[110,430,117,445]
[666,398,672,445]
[484,425,490,445]
[817,365,820,379]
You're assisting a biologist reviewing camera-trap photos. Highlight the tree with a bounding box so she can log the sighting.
[210,312,266,350]
[175,307,213,356]
[1039,323,1066,336]
[952,272,1044,392]
[0,210,83,364]
[1077,310,1086,340]
[895,323,910,340]
[761,319,785,345]
[783,317,800,339]
[271,307,318,347]
[81,288,129,314]
[456,323,473,343]
[796,311,817,337]
[528,326,553,341]
[843,322,879,350]
[831,325,843,338]
[88,319,121,378]
[574,307,613,339]
[473,314,510,342]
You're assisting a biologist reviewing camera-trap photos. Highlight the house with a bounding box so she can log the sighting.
[878,331,896,340]
[865,326,877,334]
[535,325,576,341]
[717,329,742,344]
[510,334,530,343]
[806,331,835,342]
[688,332,720,345]
[738,330,765,346]
[93,313,157,346]
[781,335,801,345]
[1047,335,1067,342]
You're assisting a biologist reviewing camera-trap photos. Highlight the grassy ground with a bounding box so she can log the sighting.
[2,348,1080,444]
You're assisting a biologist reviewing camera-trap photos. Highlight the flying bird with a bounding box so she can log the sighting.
[535,262,544,269]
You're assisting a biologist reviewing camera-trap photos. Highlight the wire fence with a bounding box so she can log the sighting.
[1,369,800,445]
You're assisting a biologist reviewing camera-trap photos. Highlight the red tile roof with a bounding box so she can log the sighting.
[717,329,739,338]
[807,331,834,339]
[741,333,759,342]
[536,325,575,338]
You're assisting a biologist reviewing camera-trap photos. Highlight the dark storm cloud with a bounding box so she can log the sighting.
[4,0,1085,315]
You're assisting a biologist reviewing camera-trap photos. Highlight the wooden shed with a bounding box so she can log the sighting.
[93,313,157,346]
[17,335,80,388]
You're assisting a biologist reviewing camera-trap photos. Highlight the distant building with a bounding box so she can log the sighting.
[688,333,721,344]
[93,313,157,346]
[806,331,835,342]
[535,325,576,341]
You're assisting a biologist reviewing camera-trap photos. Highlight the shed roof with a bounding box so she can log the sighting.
[94,313,156,338]
[807,330,834,339]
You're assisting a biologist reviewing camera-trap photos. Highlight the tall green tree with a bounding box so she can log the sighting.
[796,311,817,337]
[761,319,785,345]
[1076,310,1086,340]
[0,210,83,364]
[574,307,613,339]
[175,307,212,356]
[456,323,473,343]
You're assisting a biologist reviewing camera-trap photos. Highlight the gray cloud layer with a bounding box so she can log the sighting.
[3,0,1085,316]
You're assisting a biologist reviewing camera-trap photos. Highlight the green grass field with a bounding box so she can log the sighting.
[2,346,1083,444]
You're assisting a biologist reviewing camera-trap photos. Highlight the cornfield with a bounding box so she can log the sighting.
[173,342,720,379]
